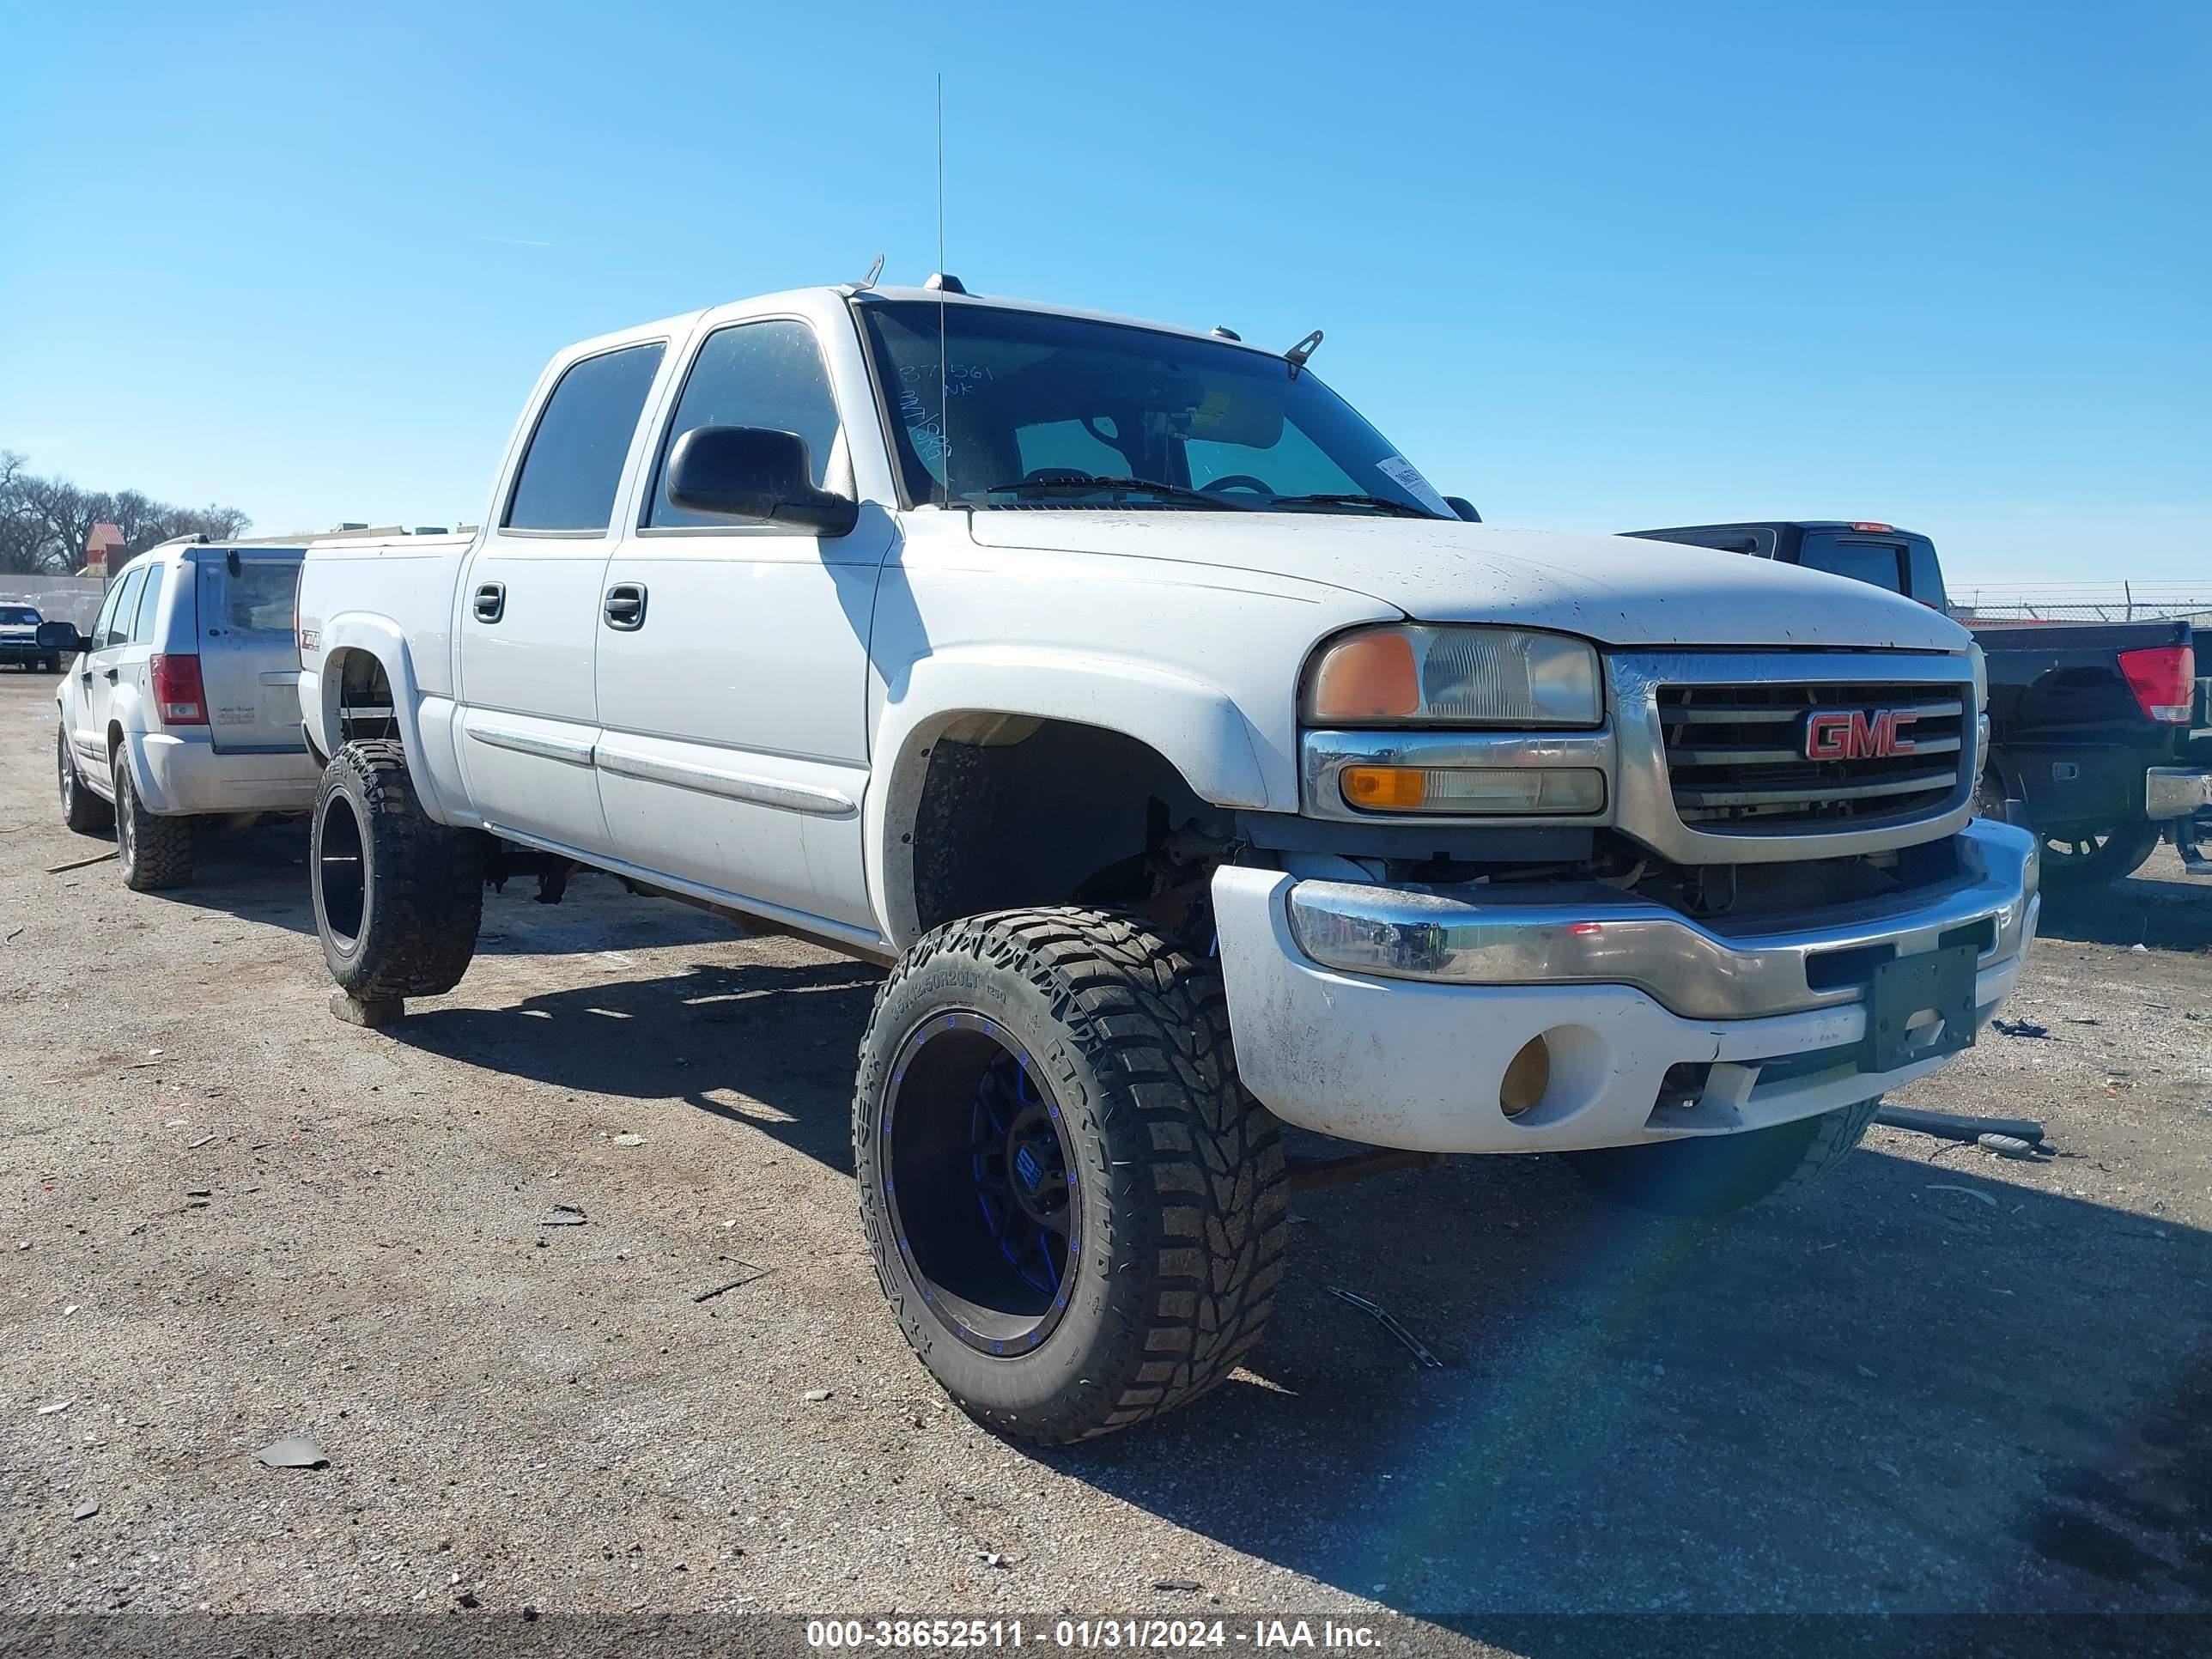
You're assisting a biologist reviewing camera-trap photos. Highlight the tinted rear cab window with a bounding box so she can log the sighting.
[1796,531,1946,605]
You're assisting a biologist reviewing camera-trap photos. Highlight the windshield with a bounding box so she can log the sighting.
[0,606,40,625]
[855,300,1450,517]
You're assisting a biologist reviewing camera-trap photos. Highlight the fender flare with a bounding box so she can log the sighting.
[312,614,450,820]
[865,645,1279,948]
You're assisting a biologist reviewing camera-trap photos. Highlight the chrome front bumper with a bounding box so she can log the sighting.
[2146,768,2212,821]
[1284,817,2038,1023]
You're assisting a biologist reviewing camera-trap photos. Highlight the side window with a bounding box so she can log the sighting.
[101,568,148,648]
[503,343,666,532]
[129,564,167,644]
[91,579,128,647]
[1908,544,1948,608]
[647,321,842,528]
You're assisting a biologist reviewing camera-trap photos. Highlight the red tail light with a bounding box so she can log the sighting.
[149,653,207,726]
[2118,643,2194,724]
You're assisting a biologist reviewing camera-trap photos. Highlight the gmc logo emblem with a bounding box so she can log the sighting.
[1805,708,1917,761]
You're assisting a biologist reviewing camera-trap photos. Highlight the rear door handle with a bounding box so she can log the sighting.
[104,667,119,684]
[473,582,506,623]
[603,583,647,630]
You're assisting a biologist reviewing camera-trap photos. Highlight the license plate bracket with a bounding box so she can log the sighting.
[1863,943,1979,1073]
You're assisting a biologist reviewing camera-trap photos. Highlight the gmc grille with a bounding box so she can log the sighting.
[1658,681,1971,831]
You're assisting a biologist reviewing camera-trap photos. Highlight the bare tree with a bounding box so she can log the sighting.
[0,453,252,574]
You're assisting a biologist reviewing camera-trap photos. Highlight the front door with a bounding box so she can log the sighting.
[595,318,890,931]
[455,339,667,853]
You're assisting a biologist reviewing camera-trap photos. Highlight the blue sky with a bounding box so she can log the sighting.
[2,0,2204,588]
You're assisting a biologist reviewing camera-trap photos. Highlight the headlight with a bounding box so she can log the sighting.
[1304,625,1602,727]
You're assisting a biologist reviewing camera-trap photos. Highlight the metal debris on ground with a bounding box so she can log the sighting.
[1153,1579,1202,1592]
[1327,1285,1443,1369]
[539,1205,587,1226]
[35,1400,72,1416]
[70,1500,99,1521]
[1876,1106,2045,1145]
[802,1389,832,1401]
[1925,1183,2001,1209]
[255,1437,329,1469]
[185,1134,216,1149]
[1991,1018,2051,1039]
[1978,1133,2041,1159]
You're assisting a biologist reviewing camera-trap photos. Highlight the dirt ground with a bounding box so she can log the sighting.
[3,666,2209,1644]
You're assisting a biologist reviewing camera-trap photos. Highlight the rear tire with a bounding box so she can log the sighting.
[1565,1096,1883,1217]
[854,908,1288,1443]
[57,726,112,834]
[2037,821,2161,890]
[312,740,483,1001]
[112,753,193,891]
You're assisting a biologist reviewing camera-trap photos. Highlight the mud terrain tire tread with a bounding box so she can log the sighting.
[854,907,1288,1443]
[114,753,193,890]
[313,740,483,1000]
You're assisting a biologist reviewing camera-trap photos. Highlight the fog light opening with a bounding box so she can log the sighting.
[1499,1036,1552,1118]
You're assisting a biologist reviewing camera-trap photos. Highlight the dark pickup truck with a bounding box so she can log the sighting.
[1629,520,2212,887]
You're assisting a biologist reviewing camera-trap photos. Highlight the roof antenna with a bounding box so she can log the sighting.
[851,252,884,293]
[1284,330,1323,380]
[935,71,949,510]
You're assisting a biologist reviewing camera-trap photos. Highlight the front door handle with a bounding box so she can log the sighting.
[474,582,506,623]
[603,583,647,631]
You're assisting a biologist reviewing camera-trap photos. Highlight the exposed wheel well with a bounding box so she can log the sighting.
[906,717,1233,946]
[330,649,399,746]
[106,721,125,762]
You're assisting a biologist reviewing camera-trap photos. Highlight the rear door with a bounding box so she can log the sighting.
[68,572,138,781]
[456,338,668,853]
[194,549,307,751]
[82,564,150,768]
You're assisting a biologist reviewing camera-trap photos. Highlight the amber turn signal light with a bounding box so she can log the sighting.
[1340,765,1428,811]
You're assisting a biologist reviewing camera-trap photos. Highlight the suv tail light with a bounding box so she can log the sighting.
[2118,643,2194,724]
[149,653,208,726]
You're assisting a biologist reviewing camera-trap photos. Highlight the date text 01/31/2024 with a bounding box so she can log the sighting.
[805,1620,1383,1650]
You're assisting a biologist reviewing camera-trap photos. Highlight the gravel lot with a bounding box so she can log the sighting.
[3,666,2209,1642]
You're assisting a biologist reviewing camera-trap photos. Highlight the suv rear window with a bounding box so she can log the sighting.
[224,560,301,632]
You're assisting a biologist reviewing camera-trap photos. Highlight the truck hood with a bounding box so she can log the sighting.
[963,514,1967,652]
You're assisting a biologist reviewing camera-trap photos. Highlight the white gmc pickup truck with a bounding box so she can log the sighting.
[295,281,2038,1442]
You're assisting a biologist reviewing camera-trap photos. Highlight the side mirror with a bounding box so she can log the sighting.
[665,425,859,537]
[37,620,91,655]
[1443,496,1482,523]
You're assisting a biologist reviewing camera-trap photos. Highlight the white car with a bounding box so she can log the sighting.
[295,281,2039,1442]
[55,539,319,890]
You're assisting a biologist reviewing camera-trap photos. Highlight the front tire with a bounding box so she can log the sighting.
[312,740,483,1000]
[854,908,1288,1443]
[112,753,193,891]
[1565,1096,1883,1217]
[57,726,112,834]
